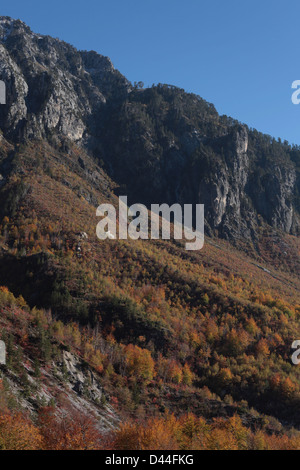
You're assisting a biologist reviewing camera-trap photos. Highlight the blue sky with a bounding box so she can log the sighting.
[2,0,300,144]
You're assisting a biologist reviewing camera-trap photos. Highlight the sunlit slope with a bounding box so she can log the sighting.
[0,139,299,429]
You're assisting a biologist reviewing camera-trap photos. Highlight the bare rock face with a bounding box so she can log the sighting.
[252,165,296,233]
[215,127,249,228]
[0,17,129,143]
[2,346,119,433]
[0,43,28,134]
[62,351,103,401]
[0,16,299,241]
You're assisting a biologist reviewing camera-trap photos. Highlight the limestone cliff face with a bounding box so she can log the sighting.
[200,126,250,235]
[0,16,299,240]
[251,165,296,233]
[0,17,129,143]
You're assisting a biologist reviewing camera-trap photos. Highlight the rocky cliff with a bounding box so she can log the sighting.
[0,16,299,241]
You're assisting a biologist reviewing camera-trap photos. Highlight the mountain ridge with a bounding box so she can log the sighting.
[0,17,299,450]
[0,16,299,244]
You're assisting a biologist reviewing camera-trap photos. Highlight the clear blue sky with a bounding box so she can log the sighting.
[2,0,300,144]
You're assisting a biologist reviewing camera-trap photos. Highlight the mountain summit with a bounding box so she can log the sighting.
[0,16,299,241]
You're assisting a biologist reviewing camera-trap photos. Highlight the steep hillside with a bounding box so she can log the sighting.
[0,16,299,243]
[0,16,299,450]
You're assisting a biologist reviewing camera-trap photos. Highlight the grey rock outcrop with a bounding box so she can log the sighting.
[0,17,129,143]
[0,16,299,240]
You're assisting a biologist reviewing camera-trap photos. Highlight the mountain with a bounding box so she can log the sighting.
[0,17,299,450]
[0,17,299,242]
